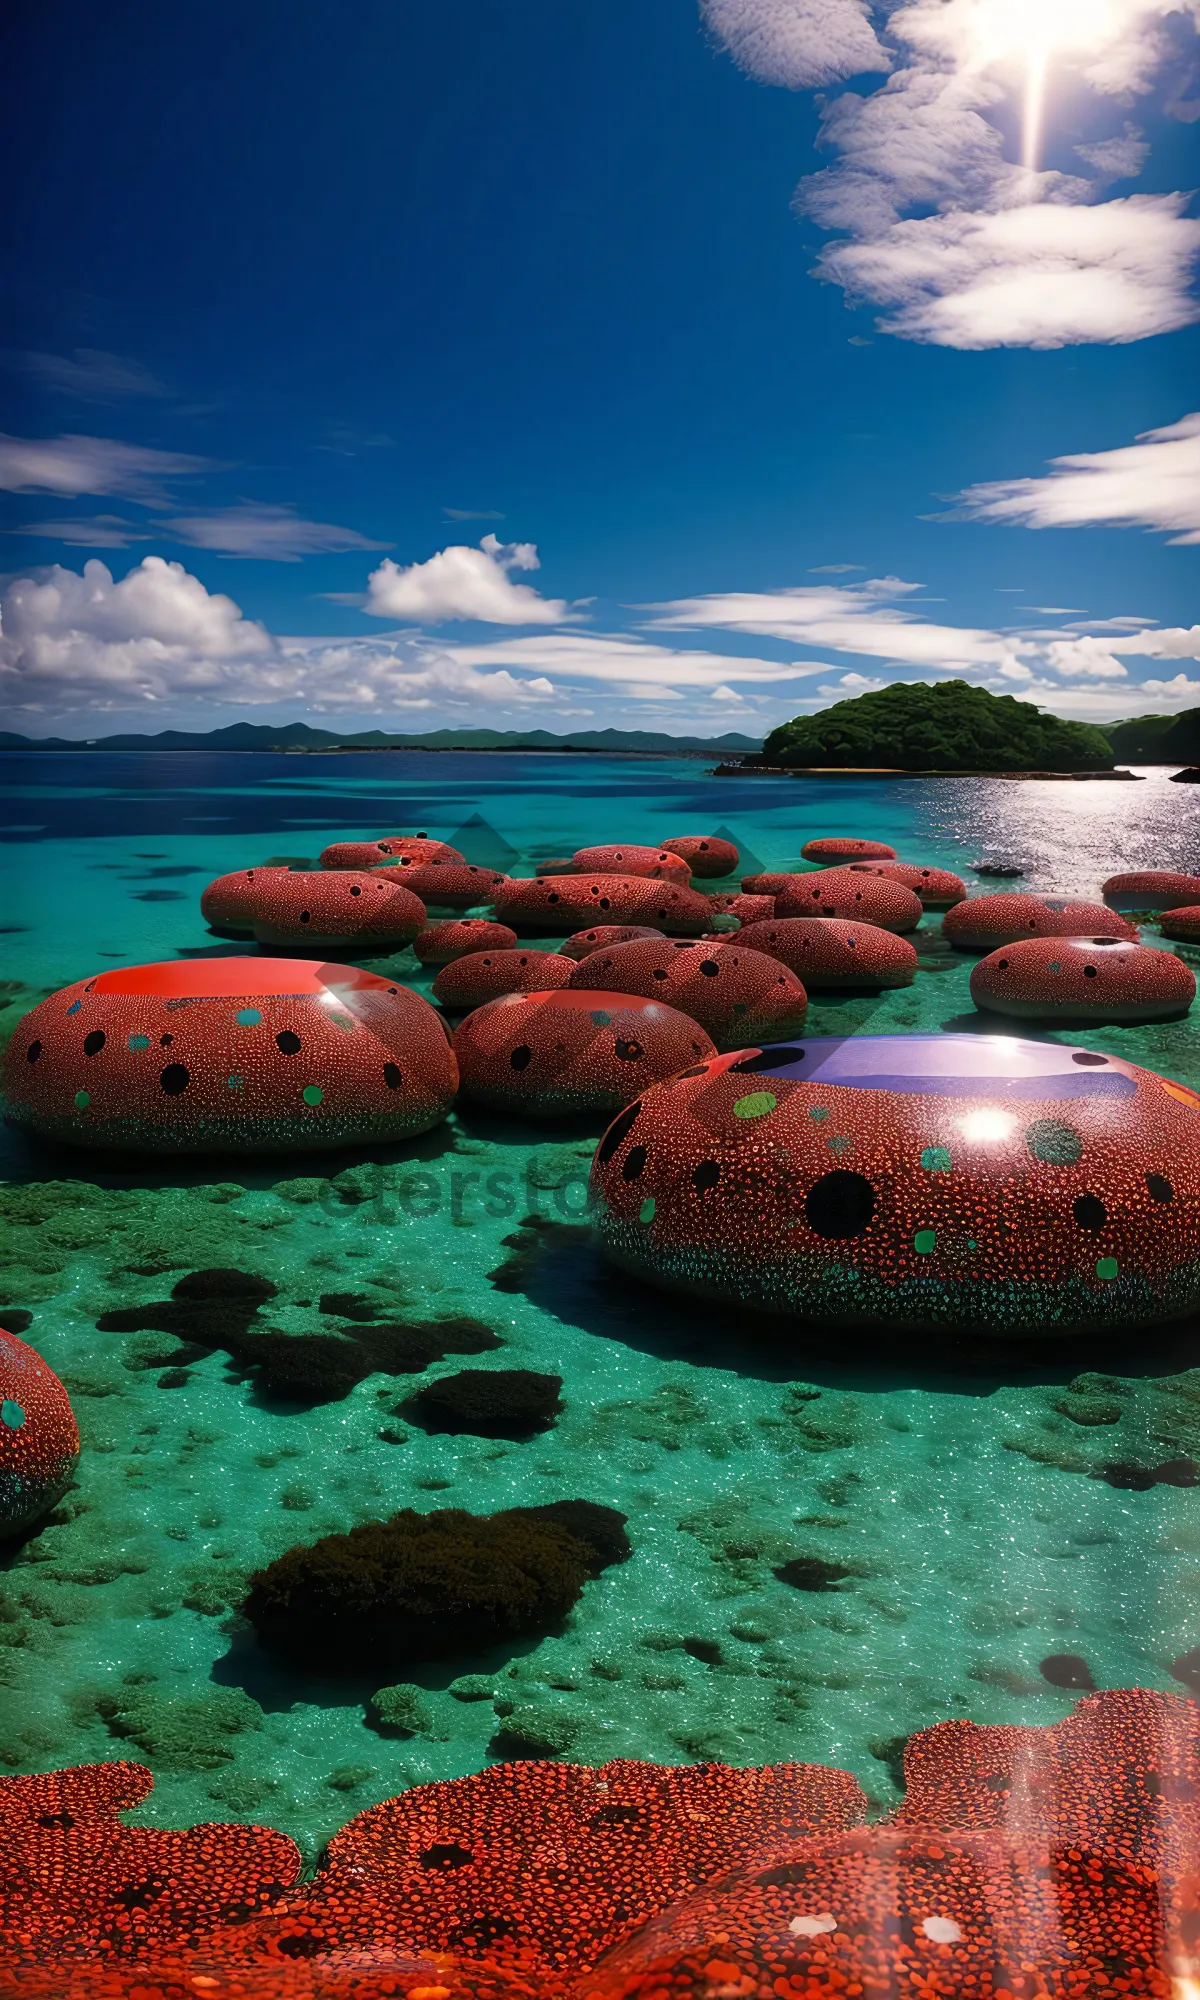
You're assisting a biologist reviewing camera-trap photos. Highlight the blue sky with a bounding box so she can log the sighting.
[1,0,1197,737]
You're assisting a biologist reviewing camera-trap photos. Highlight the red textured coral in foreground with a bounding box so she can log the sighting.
[574,1825,1176,1999]
[254,1757,866,1976]
[0,1762,300,1961]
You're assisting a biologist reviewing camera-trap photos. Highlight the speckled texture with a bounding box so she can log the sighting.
[2,750,1200,1870]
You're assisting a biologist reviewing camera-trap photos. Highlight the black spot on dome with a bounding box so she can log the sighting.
[1072,1051,1108,1066]
[805,1170,875,1239]
[699,960,720,976]
[26,1040,42,1064]
[1083,965,1097,978]
[349,885,362,897]
[614,1039,643,1061]
[83,1030,106,1056]
[160,1063,190,1095]
[420,1841,474,1870]
[693,1160,720,1192]
[298,911,311,924]
[510,1044,533,1071]
[1147,1173,1174,1204]
[383,1063,403,1089]
[622,1145,647,1182]
[1073,1194,1107,1231]
[598,1099,642,1163]
[276,1030,302,1055]
[652,968,668,980]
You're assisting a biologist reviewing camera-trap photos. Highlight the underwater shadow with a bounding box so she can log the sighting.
[209,1619,551,1715]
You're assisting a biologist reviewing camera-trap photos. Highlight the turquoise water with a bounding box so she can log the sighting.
[2,750,1200,1864]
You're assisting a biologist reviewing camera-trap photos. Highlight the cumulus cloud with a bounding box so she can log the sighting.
[365,534,569,624]
[0,433,210,503]
[160,501,390,561]
[15,349,168,402]
[708,0,1200,347]
[815,192,1200,349]
[0,557,565,716]
[952,412,1200,543]
[701,0,888,86]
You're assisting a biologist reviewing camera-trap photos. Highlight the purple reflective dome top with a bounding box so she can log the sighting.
[729,1034,1136,1101]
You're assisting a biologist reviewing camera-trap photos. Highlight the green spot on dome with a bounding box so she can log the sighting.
[921,1146,951,1172]
[639,1196,656,1224]
[1048,961,1062,975]
[1026,1119,1082,1166]
[734,1091,777,1120]
[913,1229,937,1255]
[1096,1255,1119,1281]
[226,1075,244,1092]
[73,1089,90,1110]
[1,1400,25,1430]
[809,1106,829,1121]
[303,1084,324,1107]
[128,1033,150,1052]
[236,1007,262,1026]
[330,1013,355,1033]
[827,1133,853,1155]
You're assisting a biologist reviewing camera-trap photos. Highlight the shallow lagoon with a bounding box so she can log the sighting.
[2,749,1200,1862]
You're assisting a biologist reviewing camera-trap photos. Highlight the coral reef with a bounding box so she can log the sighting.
[402,1368,564,1438]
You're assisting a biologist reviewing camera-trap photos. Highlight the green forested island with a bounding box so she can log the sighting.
[1103,708,1200,763]
[755,680,1116,772]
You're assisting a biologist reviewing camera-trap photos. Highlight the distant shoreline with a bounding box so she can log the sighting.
[711,763,1149,780]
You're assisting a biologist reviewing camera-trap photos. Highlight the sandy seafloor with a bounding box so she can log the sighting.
[2,748,1200,1866]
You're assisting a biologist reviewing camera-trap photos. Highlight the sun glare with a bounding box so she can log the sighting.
[962,0,1125,166]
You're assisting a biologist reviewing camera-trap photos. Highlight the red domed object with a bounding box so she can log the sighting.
[379,862,509,909]
[944,892,1139,951]
[2,958,458,1154]
[413,919,518,966]
[200,865,296,937]
[661,834,739,878]
[0,1327,79,1537]
[774,866,924,933]
[320,835,464,871]
[590,1033,1200,1334]
[250,871,427,949]
[453,989,714,1117]
[572,843,692,882]
[558,925,666,961]
[801,836,897,863]
[534,855,579,875]
[1160,904,1200,943]
[740,871,812,897]
[846,859,967,909]
[433,948,574,1009]
[568,940,807,1050]
[971,935,1195,1023]
[698,891,774,925]
[494,875,712,936]
[738,915,918,988]
[1103,868,1200,911]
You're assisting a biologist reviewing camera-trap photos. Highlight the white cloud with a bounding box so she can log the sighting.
[819,671,888,694]
[644,575,1026,671]
[364,534,569,624]
[0,557,571,718]
[16,350,167,402]
[952,412,1200,543]
[1041,636,1128,678]
[440,631,836,688]
[710,0,1200,347]
[701,0,888,86]
[0,434,211,503]
[816,194,1200,348]
[6,514,156,548]
[160,502,390,561]
[1074,125,1149,179]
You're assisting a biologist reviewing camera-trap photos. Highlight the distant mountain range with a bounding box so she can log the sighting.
[0,721,763,756]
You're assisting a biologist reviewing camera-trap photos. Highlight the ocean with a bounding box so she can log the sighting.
[2,749,1199,1863]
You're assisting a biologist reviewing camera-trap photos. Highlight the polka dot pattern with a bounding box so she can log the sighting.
[319,835,464,871]
[773,867,924,934]
[493,876,712,937]
[801,836,897,863]
[432,948,575,1008]
[453,989,715,1117]
[0,1326,79,1538]
[661,833,739,877]
[944,892,1139,952]
[737,914,918,989]
[971,935,1195,1023]
[566,938,807,1049]
[412,920,518,966]
[589,1033,1200,1334]
[572,843,692,882]
[1,958,458,1155]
